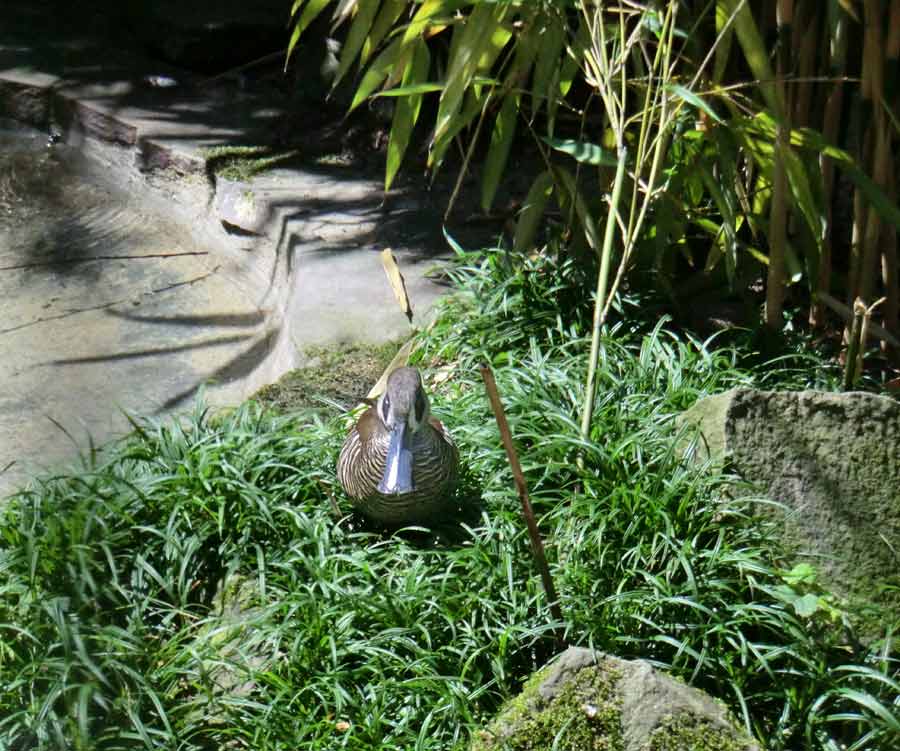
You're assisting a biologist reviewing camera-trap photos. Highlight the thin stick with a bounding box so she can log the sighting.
[480,365,565,646]
[844,298,865,391]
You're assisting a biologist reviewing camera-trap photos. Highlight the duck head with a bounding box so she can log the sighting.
[376,367,431,495]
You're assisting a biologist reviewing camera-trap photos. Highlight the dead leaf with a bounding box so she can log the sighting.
[381,247,413,323]
[365,337,418,401]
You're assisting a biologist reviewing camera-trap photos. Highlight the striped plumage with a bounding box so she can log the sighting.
[337,367,458,525]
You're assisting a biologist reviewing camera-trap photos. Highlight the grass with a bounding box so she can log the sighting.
[201,145,301,182]
[0,246,897,750]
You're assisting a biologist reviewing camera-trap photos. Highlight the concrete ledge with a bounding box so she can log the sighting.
[0,36,453,496]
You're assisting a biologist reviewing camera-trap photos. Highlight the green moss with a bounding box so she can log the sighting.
[202,145,301,181]
[472,660,624,751]
[641,713,752,751]
[252,340,405,413]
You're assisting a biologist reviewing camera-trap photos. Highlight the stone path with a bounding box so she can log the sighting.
[0,1,470,497]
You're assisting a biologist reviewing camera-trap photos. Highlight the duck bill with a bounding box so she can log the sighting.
[377,422,415,495]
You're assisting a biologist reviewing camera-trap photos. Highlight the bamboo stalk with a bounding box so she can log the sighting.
[579,147,627,465]
[480,365,565,647]
[765,0,793,329]
[882,0,900,354]
[810,6,848,327]
[857,0,887,304]
[792,0,818,127]
[848,0,881,305]
[817,292,900,347]
[881,169,899,355]
[843,298,865,390]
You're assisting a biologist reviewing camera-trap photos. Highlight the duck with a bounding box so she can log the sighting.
[337,367,458,525]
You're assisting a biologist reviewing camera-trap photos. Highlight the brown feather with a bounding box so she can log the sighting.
[336,371,459,525]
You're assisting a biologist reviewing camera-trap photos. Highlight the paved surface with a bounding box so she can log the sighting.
[0,1,471,497]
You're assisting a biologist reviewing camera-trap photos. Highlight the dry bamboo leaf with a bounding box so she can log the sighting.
[366,337,418,401]
[380,247,413,323]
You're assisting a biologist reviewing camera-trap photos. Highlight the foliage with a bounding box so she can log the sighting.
[286,0,900,356]
[1,247,897,750]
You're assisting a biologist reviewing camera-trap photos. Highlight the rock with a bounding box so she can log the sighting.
[215,179,265,236]
[472,646,758,751]
[679,388,900,625]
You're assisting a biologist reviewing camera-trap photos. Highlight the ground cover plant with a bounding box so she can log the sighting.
[1,247,898,750]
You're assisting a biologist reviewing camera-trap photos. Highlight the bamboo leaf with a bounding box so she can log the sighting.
[349,37,406,112]
[543,137,619,166]
[514,170,555,254]
[332,0,360,28]
[713,1,735,83]
[434,5,511,146]
[362,0,407,64]
[481,94,519,212]
[531,12,566,118]
[697,164,738,283]
[386,40,431,191]
[428,91,483,172]
[550,15,588,133]
[734,116,826,250]
[286,0,333,64]
[375,83,444,97]
[781,123,900,231]
[333,0,381,87]
[380,248,413,322]
[717,0,780,114]
[744,111,900,239]
[401,0,467,46]
[553,166,600,252]
[837,0,861,23]
[667,84,723,123]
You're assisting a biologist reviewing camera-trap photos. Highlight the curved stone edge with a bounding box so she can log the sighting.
[0,72,298,399]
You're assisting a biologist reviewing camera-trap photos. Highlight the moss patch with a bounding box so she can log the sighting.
[253,340,405,413]
[472,660,624,751]
[641,713,751,751]
[202,145,301,181]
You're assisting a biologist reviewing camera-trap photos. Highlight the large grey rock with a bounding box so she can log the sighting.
[472,647,757,751]
[679,388,900,623]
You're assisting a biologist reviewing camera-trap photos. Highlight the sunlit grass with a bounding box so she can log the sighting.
[1,248,896,750]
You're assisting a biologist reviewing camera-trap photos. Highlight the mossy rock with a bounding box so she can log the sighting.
[678,388,900,633]
[472,647,757,751]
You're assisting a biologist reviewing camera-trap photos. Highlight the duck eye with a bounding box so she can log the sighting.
[414,391,427,423]
[381,395,391,422]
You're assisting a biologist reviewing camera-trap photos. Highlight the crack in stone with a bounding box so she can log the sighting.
[0,250,209,271]
[0,267,219,335]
